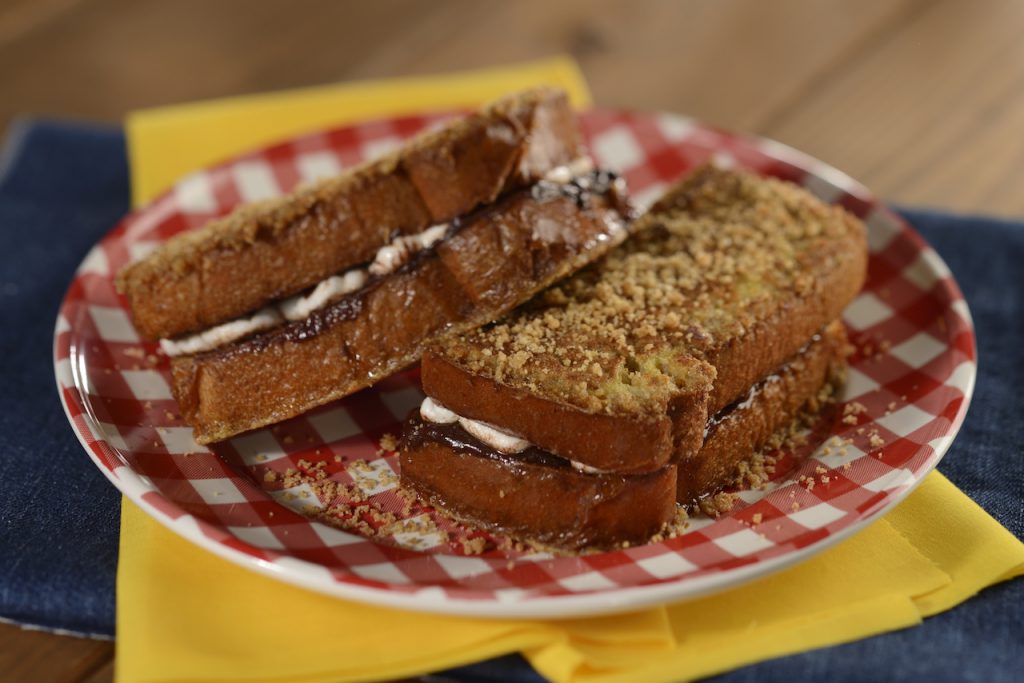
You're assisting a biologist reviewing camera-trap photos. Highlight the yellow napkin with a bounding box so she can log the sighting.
[118,58,1024,683]
[126,57,591,205]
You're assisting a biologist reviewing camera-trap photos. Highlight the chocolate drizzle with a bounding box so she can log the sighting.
[531,169,624,209]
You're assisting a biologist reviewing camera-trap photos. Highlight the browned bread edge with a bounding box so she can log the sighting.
[677,319,848,503]
[399,427,678,551]
[703,212,865,412]
[117,87,582,340]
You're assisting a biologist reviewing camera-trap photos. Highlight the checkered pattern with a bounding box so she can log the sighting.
[53,110,976,617]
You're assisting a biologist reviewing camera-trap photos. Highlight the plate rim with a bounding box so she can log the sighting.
[53,110,978,619]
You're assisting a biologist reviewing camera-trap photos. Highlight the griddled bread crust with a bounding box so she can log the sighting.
[117,88,582,340]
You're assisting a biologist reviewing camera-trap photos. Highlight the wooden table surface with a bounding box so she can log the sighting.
[2,0,1021,680]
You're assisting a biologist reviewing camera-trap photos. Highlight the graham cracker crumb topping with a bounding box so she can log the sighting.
[435,165,858,417]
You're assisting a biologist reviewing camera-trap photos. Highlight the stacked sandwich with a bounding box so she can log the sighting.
[117,87,869,552]
[117,88,632,444]
[400,164,867,550]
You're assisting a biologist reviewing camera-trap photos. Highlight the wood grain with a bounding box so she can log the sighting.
[1,0,1020,680]
[763,0,1024,215]
[3,0,1021,215]
[0,623,112,683]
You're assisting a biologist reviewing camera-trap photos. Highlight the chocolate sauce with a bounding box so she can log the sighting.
[530,169,625,210]
[402,415,578,473]
[279,295,365,343]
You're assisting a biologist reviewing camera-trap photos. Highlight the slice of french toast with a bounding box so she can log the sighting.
[117,87,582,341]
[400,320,848,550]
[421,165,867,474]
[676,319,847,504]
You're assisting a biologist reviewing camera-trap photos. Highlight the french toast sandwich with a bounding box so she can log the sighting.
[400,165,868,550]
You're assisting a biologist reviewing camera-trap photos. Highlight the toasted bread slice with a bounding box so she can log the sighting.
[117,87,582,340]
[401,420,677,550]
[422,165,867,473]
[677,319,846,504]
[173,178,631,443]
[400,321,847,550]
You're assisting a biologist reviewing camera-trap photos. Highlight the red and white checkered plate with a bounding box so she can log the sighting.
[54,110,976,618]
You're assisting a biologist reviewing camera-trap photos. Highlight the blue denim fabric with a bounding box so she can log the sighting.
[0,120,128,638]
[1,121,1020,677]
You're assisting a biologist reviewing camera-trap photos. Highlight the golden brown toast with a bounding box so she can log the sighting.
[401,422,678,551]
[117,87,582,340]
[421,165,867,473]
[173,178,631,443]
[400,321,848,550]
[677,320,847,504]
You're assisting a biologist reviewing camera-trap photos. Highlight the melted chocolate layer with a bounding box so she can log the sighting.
[402,414,577,473]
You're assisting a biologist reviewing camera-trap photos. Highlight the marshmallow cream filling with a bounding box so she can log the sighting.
[419,397,607,474]
[160,158,597,357]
